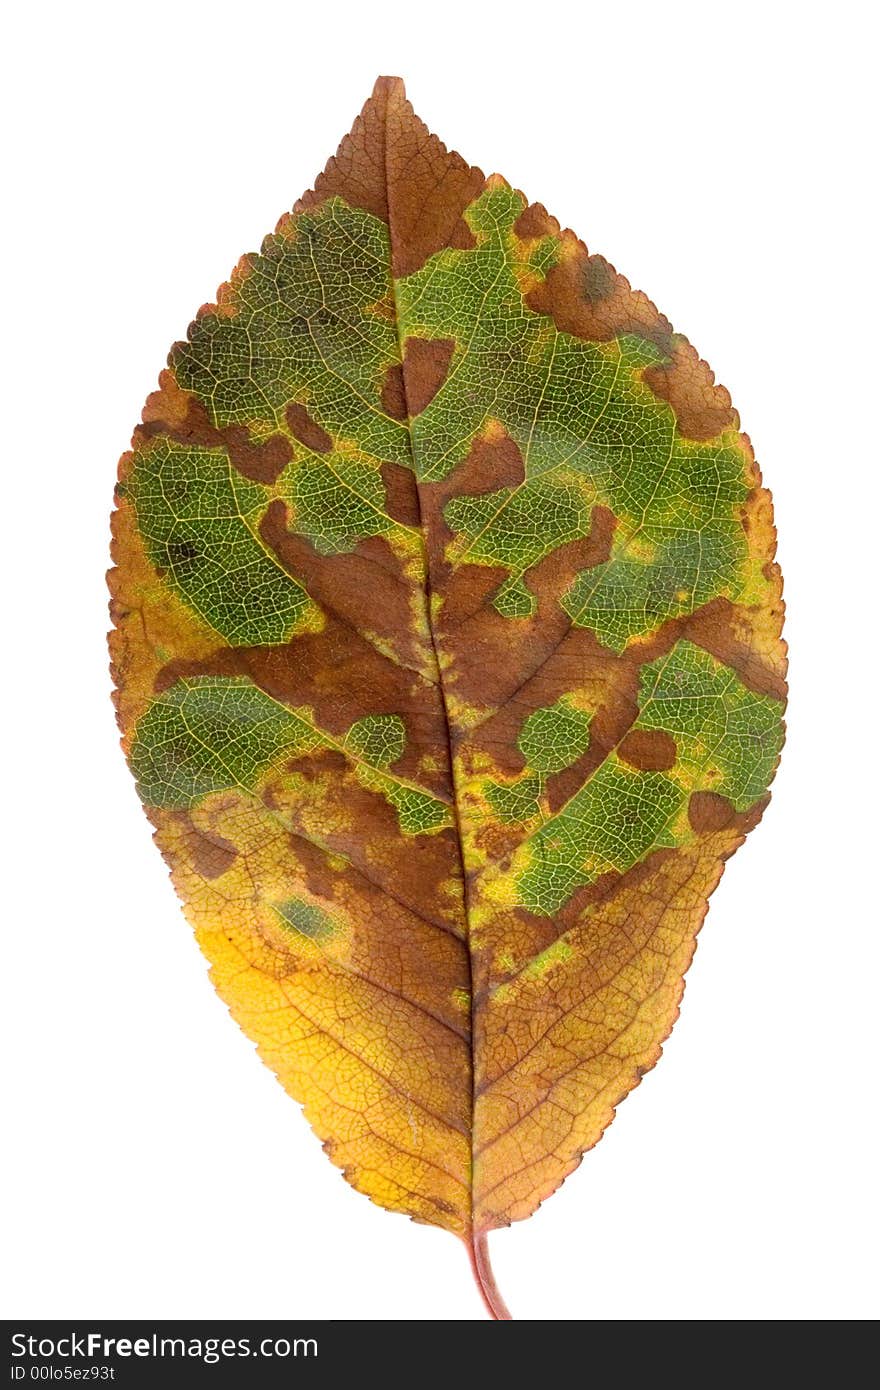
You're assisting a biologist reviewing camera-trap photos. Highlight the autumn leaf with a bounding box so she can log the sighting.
[109,77,786,1320]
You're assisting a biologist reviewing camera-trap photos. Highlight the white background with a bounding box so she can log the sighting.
[3,0,878,1322]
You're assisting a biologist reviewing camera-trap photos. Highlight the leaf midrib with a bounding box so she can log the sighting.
[380,123,480,1238]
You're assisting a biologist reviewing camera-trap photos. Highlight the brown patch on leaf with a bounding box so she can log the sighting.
[731,793,771,839]
[513,202,558,240]
[157,497,453,803]
[403,337,456,415]
[688,791,736,834]
[284,748,348,782]
[285,403,333,454]
[264,748,464,940]
[453,427,526,494]
[381,461,421,527]
[686,605,786,701]
[526,235,672,349]
[417,426,526,575]
[173,814,239,880]
[259,499,428,685]
[618,729,677,772]
[438,505,618,723]
[524,508,616,607]
[138,370,292,484]
[246,783,469,1028]
[297,78,486,276]
[223,432,291,484]
[643,340,736,441]
[473,850,675,997]
[472,821,525,862]
[159,622,452,804]
[682,599,788,702]
[581,254,618,302]
[547,665,643,804]
[380,362,408,421]
[321,786,462,935]
[435,562,511,645]
[381,80,485,276]
[543,744,594,812]
[471,905,560,993]
[141,369,192,429]
[465,635,635,784]
[295,78,395,224]
[627,595,787,704]
[540,653,644,811]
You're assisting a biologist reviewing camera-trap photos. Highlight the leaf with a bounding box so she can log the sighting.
[109,77,786,1319]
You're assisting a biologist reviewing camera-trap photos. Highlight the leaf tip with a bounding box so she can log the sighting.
[371,74,406,103]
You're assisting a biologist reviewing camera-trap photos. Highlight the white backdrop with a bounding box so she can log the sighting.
[3,0,877,1321]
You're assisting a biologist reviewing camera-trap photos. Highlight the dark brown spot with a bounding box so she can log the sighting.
[380,362,408,421]
[226,431,291,484]
[688,791,736,833]
[618,729,677,772]
[380,461,421,527]
[165,540,197,566]
[451,429,526,495]
[643,340,736,441]
[285,403,332,454]
[403,337,456,415]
